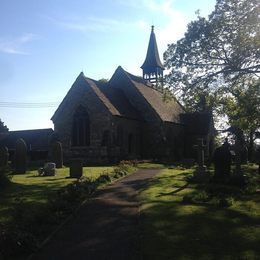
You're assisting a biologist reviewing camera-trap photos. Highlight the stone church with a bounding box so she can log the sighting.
[51,26,215,163]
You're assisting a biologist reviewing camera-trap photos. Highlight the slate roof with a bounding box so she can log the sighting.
[51,67,185,124]
[98,84,142,120]
[83,77,121,116]
[124,70,184,122]
[51,73,121,122]
[0,128,54,150]
[180,112,213,135]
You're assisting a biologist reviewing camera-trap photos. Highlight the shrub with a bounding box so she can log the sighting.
[96,174,112,184]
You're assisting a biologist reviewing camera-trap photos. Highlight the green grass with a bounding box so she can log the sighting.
[1,163,137,259]
[139,166,260,260]
[0,166,114,224]
[137,162,165,169]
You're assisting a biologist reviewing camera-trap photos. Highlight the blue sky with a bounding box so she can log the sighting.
[0,0,216,130]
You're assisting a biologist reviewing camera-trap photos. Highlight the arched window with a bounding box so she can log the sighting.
[72,106,90,146]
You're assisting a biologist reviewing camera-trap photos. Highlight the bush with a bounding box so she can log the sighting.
[96,174,112,184]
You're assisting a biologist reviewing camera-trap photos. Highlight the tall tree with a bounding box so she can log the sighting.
[164,0,260,111]
[220,76,260,159]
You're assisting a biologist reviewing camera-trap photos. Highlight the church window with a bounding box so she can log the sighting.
[72,106,90,146]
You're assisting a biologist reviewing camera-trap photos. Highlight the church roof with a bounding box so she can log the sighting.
[110,66,185,123]
[51,72,141,121]
[125,71,184,122]
[98,84,142,120]
[141,26,164,71]
[51,67,184,123]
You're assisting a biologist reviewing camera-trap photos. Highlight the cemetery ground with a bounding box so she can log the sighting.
[0,163,259,259]
[139,164,260,259]
[0,163,136,259]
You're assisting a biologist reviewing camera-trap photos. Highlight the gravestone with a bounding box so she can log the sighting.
[193,138,207,181]
[194,138,207,172]
[69,159,83,178]
[38,162,56,176]
[213,139,232,180]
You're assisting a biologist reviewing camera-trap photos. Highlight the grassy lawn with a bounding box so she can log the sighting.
[139,165,260,260]
[0,165,120,259]
[0,166,115,224]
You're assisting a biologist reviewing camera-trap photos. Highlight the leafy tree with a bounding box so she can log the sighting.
[164,0,260,159]
[0,119,8,133]
[98,78,109,83]
[164,0,260,111]
[220,76,260,159]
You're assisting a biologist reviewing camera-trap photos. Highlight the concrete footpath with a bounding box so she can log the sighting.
[32,168,160,260]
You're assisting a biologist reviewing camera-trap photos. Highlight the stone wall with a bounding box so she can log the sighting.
[141,121,184,161]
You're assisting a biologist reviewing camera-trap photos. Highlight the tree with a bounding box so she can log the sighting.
[220,76,260,159]
[0,119,8,133]
[164,0,260,111]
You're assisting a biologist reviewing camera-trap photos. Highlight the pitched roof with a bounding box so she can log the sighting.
[51,72,142,122]
[83,77,121,116]
[117,67,185,123]
[98,84,142,120]
[52,67,184,123]
[141,26,164,71]
[51,73,121,122]
[0,128,54,150]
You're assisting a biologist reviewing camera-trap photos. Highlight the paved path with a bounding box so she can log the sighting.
[33,169,160,260]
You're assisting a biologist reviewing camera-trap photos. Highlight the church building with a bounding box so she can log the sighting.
[51,26,214,163]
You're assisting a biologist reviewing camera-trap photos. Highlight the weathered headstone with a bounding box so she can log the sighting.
[38,162,56,176]
[213,139,232,180]
[69,159,83,178]
[52,141,63,168]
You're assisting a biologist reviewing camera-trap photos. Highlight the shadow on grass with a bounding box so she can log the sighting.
[139,171,260,260]
[157,183,189,197]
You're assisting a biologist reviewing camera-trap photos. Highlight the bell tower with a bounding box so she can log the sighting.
[141,26,164,84]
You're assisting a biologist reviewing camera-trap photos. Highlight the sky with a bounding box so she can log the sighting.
[0,0,216,131]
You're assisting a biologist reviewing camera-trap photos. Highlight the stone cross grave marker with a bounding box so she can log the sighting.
[193,138,207,176]
[194,138,206,167]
